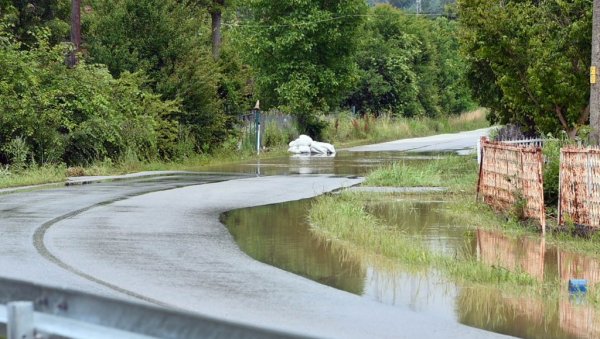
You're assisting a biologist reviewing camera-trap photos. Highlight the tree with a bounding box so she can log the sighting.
[85,0,230,150]
[67,0,80,67]
[0,0,71,47]
[238,0,368,137]
[345,5,420,116]
[210,0,224,59]
[458,0,591,137]
[347,5,473,117]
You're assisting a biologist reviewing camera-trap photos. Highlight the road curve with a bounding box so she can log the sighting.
[37,175,510,338]
[346,127,493,153]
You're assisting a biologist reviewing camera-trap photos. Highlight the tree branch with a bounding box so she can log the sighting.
[555,105,568,130]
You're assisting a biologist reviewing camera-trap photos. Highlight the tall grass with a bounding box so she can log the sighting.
[325,108,489,144]
[0,165,66,189]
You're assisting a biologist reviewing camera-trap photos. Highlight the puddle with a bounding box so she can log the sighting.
[222,198,600,339]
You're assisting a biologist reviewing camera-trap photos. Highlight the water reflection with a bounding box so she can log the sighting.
[366,200,471,256]
[222,199,366,294]
[222,193,600,339]
[205,151,436,176]
[476,229,545,280]
[467,229,600,338]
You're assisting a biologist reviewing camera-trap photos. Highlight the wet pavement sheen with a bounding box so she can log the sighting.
[0,129,519,338]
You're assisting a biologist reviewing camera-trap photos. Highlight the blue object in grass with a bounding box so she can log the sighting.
[568,279,588,294]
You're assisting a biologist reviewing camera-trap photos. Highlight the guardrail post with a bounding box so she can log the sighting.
[7,301,34,339]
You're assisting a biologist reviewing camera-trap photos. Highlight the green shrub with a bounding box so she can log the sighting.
[3,137,29,170]
[542,136,573,206]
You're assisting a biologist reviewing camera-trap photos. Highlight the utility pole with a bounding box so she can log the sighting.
[68,0,81,67]
[416,0,422,15]
[590,0,600,145]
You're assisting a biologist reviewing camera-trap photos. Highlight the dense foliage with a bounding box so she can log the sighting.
[458,0,591,137]
[236,0,368,138]
[346,5,474,117]
[0,0,476,167]
[0,31,181,165]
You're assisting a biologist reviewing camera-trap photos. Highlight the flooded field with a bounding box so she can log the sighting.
[220,151,600,339]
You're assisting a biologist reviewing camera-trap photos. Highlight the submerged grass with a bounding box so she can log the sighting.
[309,193,537,288]
[309,150,600,312]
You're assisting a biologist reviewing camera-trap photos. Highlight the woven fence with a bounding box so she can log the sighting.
[559,148,600,229]
[477,138,546,233]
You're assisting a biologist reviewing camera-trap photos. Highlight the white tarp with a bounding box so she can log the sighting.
[288,135,336,155]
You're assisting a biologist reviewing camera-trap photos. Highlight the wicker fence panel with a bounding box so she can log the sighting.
[478,138,546,232]
[559,148,600,228]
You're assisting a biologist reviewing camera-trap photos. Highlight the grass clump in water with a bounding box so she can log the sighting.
[309,192,537,287]
[309,193,433,266]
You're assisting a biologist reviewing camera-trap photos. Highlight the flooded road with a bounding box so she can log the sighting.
[205,151,438,176]
[0,129,523,338]
[222,171,600,339]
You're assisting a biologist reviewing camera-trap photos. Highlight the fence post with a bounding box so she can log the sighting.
[253,101,261,155]
[558,149,564,226]
[476,137,485,201]
[538,149,546,235]
[7,301,34,339]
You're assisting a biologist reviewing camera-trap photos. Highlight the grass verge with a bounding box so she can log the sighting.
[326,108,490,146]
[365,154,479,193]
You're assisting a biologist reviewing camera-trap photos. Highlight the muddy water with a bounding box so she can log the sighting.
[205,151,439,176]
[222,196,600,339]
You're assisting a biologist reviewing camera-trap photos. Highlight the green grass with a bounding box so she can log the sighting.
[309,192,537,288]
[0,165,67,189]
[0,145,286,190]
[365,154,480,193]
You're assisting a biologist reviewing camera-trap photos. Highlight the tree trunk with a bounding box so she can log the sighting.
[590,0,600,144]
[68,0,81,67]
[211,0,224,60]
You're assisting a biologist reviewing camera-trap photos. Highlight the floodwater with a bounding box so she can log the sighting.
[220,151,600,339]
[205,151,440,176]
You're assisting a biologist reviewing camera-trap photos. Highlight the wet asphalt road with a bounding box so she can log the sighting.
[346,127,492,153]
[0,129,511,338]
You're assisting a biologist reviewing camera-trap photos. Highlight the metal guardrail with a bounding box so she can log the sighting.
[0,277,311,339]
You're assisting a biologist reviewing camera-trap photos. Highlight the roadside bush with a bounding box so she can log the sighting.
[3,137,30,170]
[0,28,182,166]
[542,135,574,206]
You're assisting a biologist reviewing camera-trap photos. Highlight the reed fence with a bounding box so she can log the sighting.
[558,148,600,229]
[477,138,546,233]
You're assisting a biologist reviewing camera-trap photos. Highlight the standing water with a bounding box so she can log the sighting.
[219,151,600,339]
